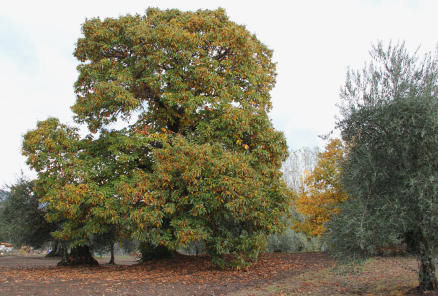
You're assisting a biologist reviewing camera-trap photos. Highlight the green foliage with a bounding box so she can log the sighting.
[330,41,438,291]
[267,229,320,253]
[119,135,289,268]
[0,190,9,242]
[22,121,128,250]
[0,178,53,248]
[72,8,277,134]
[22,8,289,268]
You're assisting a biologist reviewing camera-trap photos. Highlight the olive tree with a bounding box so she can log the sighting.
[329,42,438,291]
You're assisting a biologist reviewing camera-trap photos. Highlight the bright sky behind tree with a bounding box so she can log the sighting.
[1,0,437,186]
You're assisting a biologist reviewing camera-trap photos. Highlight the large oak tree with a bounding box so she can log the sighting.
[23,8,289,268]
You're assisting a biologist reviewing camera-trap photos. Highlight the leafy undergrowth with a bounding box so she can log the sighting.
[0,253,436,295]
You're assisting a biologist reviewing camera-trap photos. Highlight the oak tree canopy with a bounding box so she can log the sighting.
[23,8,290,268]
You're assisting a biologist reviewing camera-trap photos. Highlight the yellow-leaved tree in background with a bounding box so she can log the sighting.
[292,138,348,236]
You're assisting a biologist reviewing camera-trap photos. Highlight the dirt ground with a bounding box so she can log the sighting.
[0,253,434,296]
[0,255,137,268]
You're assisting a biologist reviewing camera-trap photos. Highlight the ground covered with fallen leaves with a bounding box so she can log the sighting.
[0,252,435,295]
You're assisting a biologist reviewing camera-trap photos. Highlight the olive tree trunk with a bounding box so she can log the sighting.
[418,234,438,291]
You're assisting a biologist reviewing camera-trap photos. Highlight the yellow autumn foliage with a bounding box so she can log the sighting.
[292,139,348,237]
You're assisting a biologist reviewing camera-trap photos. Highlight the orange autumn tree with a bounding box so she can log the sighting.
[292,139,348,236]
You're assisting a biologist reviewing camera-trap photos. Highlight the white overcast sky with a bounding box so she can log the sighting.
[0,0,437,186]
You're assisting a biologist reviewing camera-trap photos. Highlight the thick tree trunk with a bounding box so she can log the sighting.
[418,235,438,291]
[108,242,115,265]
[57,245,98,266]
